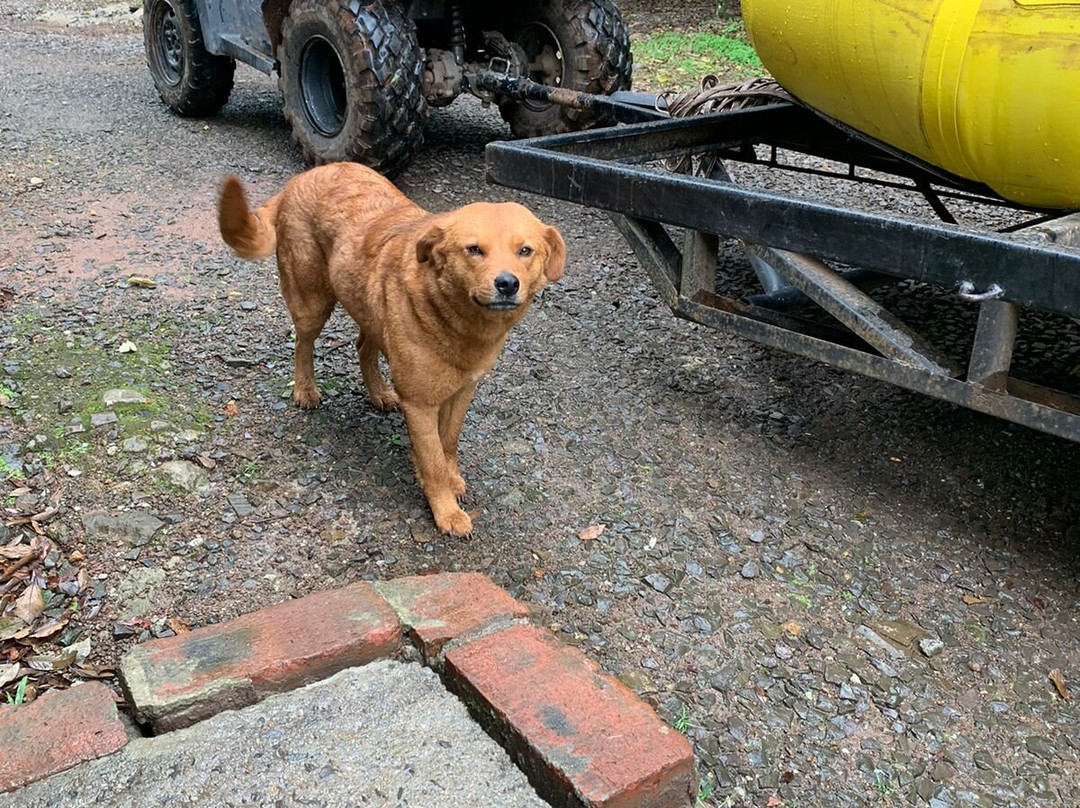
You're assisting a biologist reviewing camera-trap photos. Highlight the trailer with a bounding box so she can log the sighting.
[484,78,1080,442]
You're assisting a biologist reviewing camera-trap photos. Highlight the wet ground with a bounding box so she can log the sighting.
[1,3,1078,806]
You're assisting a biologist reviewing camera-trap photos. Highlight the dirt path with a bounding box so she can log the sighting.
[1,4,1078,806]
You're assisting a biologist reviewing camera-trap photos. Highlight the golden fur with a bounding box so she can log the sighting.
[218,163,565,536]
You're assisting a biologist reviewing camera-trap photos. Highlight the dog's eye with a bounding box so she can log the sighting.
[518,246,534,258]
[466,245,484,257]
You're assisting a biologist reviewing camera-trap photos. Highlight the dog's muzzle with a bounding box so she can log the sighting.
[478,271,522,310]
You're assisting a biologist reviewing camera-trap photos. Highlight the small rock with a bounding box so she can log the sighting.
[617,670,655,694]
[122,437,148,453]
[112,623,136,639]
[643,572,673,594]
[54,366,72,379]
[871,619,926,648]
[173,429,203,445]
[103,388,148,407]
[855,624,907,661]
[90,411,118,427]
[160,459,210,493]
[82,511,164,546]
[29,176,44,187]
[824,664,847,685]
[918,637,945,658]
[740,561,759,579]
[113,567,167,620]
[1026,736,1056,760]
[226,492,254,517]
[871,658,898,678]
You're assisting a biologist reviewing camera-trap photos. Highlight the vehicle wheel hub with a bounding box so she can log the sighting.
[299,36,347,137]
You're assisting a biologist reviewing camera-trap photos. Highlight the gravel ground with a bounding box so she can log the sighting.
[1,3,1079,807]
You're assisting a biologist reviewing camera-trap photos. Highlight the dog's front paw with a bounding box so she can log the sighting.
[435,506,472,538]
[371,389,401,412]
[293,386,322,409]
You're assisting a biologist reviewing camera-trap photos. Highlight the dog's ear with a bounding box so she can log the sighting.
[416,222,444,266]
[543,225,566,282]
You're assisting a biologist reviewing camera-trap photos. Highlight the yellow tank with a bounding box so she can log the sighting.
[741,0,1080,209]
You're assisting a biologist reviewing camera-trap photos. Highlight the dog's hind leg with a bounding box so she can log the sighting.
[288,298,335,409]
[356,335,400,411]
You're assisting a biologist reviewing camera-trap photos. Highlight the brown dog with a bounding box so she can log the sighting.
[217,163,565,536]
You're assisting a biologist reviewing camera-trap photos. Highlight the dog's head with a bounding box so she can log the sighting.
[415,202,565,317]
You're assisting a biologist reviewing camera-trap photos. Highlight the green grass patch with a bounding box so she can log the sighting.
[0,455,23,482]
[633,25,764,91]
[789,593,813,609]
[4,311,211,452]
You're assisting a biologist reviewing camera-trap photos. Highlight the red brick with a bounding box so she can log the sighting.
[375,573,529,660]
[119,582,401,732]
[445,624,695,808]
[0,683,128,792]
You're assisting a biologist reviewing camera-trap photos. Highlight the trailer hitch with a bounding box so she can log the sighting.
[466,71,667,125]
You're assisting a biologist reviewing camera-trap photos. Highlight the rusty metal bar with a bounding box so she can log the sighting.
[967,300,1019,392]
[745,245,961,376]
[468,72,667,126]
[681,230,718,299]
[676,294,1080,441]
[485,129,1080,320]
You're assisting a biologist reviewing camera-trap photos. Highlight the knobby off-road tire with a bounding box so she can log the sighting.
[143,0,235,117]
[278,0,428,175]
[499,0,632,139]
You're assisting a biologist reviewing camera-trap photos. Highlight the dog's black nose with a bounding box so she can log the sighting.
[494,272,520,296]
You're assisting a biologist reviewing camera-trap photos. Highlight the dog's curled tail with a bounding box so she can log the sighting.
[218,176,279,259]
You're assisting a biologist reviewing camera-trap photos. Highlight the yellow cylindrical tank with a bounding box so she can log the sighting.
[741,0,1080,209]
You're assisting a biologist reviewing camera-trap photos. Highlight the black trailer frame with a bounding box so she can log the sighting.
[485,99,1080,442]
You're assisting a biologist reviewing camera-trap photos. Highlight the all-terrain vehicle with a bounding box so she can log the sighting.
[142,0,632,174]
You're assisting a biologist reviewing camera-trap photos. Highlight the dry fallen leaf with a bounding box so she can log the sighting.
[69,549,85,564]
[0,663,21,689]
[224,400,240,418]
[0,545,35,560]
[1049,668,1069,701]
[0,661,22,686]
[767,795,783,807]
[26,647,77,672]
[577,524,606,542]
[13,584,44,624]
[29,617,68,640]
[781,620,803,637]
[962,595,991,605]
[167,616,191,635]
[0,617,28,642]
[127,276,157,288]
